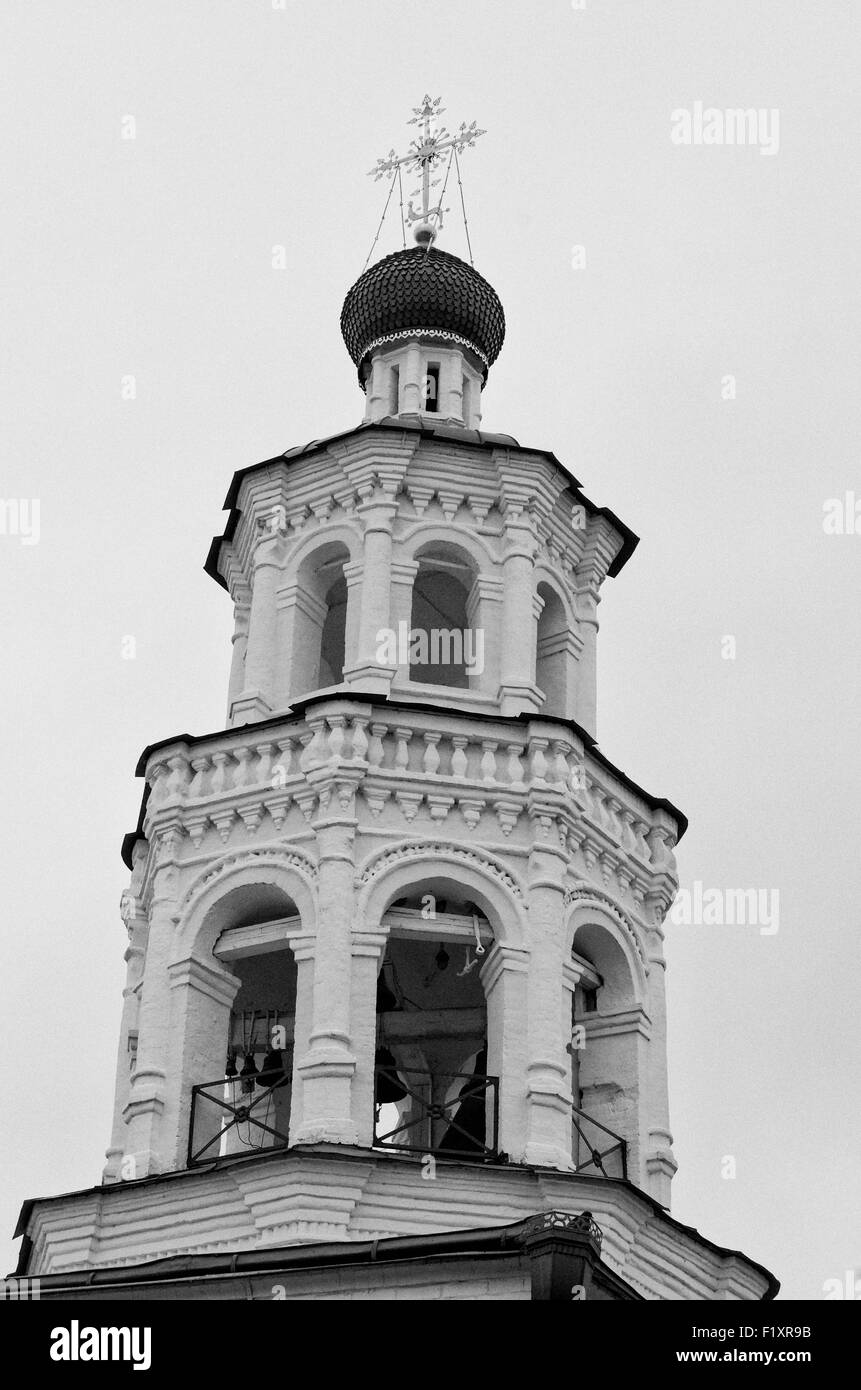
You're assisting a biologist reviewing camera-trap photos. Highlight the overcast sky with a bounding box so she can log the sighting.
[2,0,859,1300]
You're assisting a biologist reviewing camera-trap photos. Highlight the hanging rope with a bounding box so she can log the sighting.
[362,167,398,273]
[425,148,455,256]
[454,148,475,266]
[397,164,406,250]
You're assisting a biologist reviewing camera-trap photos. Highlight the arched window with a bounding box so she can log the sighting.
[374,892,494,1159]
[289,542,351,698]
[318,572,347,687]
[569,923,635,1180]
[536,581,569,717]
[409,545,478,688]
[422,363,440,413]
[189,885,300,1165]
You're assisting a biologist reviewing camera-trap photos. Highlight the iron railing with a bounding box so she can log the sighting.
[374,1066,499,1160]
[188,1074,290,1167]
[187,1072,625,1175]
[571,1105,627,1179]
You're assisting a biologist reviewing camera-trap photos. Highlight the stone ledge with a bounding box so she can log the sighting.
[16,1145,777,1301]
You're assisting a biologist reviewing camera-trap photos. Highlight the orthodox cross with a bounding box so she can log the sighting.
[368,95,485,243]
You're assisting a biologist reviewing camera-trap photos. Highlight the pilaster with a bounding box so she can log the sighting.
[103,888,148,1183]
[122,835,182,1176]
[523,829,573,1168]
[293,779,361,1145]
[232,535,282,722]
[343,492,398,692]
[498,515,543,715]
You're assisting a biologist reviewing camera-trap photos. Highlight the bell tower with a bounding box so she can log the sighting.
[14,99,776,1302]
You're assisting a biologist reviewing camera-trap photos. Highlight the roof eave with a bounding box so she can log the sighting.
[203,419,639,589]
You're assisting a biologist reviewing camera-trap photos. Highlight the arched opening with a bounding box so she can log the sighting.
[535,581,570,717]
[188,884,300,1165]
[374,888,494,1159]
[422,362,440,413]
[318,571,347,687]
[290,541,351,697]
[408,544,478,689]
[569,921,638,1180]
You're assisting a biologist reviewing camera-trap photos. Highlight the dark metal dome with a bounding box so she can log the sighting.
[340,246,505,380]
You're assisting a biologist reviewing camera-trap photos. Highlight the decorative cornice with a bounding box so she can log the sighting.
[361,327,489,367]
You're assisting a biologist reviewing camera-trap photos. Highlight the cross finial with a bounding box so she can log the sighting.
[368,95,485,247]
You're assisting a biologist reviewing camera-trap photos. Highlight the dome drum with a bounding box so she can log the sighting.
[341,247,506,386]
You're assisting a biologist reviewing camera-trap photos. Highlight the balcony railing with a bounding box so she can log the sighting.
[188,1074,290,1167]
[374,1066,499,1160]
[188,1074,624,1175]
[571,1105,627,1179]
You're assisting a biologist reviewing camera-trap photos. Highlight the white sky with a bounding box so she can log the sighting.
[1,0,859,1300]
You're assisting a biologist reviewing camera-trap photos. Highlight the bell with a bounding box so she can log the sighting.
[374,1045,408,1104]
[239,1052,258,1093]
[258,1048,287,1089]
[225,1050,238,1079]
[438,1047,489,1155]
[376,974,399,1014]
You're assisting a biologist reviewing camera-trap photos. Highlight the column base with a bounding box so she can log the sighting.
[525,1069,574,1171]
[295,1044,357,1146]
[102,1148,123,1184]
[499,681,544,716]
[523,1141,575,1171]
[342,662,396,694]
[121,1071,166,1178]
[229,689,273,724]
[646,1148,678,1208]
[291,1121,361,1146]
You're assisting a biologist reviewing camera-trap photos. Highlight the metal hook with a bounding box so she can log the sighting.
[457,947,479,978]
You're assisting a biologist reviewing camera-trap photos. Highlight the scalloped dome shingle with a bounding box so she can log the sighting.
[340,246,505,379]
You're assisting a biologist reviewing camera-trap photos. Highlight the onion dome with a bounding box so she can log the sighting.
[340,246,505,383]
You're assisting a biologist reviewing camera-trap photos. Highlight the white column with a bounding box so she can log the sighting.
[644,932,678,1206]
[439,349,464,421]
[523,837,573,1169]
[481,944,530,1162]
[232,536,281,722]
[276,582,328,700]
[103,900,147,1182]
[286,933,316,1143]
[574,586,599,737]
[226,591,250,723]
[123,856,178,1176]
[349,927,389,1146]
[343,498,397,693]
[365,356,387,422]
[467,574,503,698]
[161,955,242,1168]
[389,559,419,690]
[498,519,542,715]
[293,791,359,1144]
[401,340,423,414]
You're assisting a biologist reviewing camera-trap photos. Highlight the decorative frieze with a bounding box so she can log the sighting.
[139,704,678,909]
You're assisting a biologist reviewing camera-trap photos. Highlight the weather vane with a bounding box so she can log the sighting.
[368,95,485,248]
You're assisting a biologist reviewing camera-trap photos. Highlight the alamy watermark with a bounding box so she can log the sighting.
[671,103,780,157]
[670,881,779,935]
[376,620,485,675]
[0,498,40,545]
[823,491,861,534]
[0,1277,40,1300]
